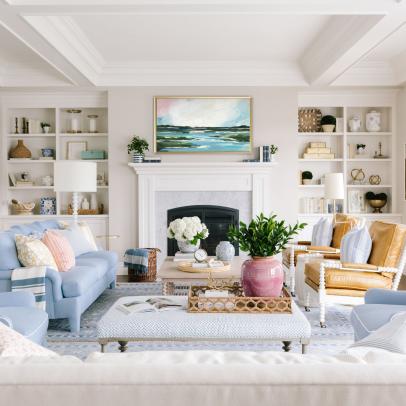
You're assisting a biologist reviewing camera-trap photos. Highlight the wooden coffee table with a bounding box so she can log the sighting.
[157,256,245,295]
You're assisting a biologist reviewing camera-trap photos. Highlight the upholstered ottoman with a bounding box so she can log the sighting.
[97,296,312,353]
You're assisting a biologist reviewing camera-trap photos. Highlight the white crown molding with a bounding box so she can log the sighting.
[23,15,104,84]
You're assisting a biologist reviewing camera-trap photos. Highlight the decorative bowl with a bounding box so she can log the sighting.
[367,199,387,213]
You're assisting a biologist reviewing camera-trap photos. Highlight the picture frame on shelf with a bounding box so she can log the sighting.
[348,190,366,213]
[67,141,87,160]
[8,173,16,187]
[39,197,56,215]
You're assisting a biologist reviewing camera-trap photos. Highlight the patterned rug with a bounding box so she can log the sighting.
[47,283,354,359]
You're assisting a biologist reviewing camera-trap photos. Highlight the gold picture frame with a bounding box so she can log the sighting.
[153,96,252,153]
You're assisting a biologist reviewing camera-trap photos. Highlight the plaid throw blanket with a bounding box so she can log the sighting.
[11,266,46,310]
[124,248,150,274]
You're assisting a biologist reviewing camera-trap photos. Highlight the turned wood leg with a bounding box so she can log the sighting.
[118,341,128,352]
[301,344,308,354]
[282,341,292,352]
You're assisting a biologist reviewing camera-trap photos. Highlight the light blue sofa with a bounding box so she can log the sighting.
[351,289,406,341]
[0,220,117,332]
[0,291,48,344]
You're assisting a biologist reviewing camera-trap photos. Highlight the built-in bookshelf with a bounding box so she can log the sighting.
[1,98,109,218]
[297,92,401,238]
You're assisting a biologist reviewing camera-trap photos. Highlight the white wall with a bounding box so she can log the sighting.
[397,87,406,221]
[108,87,298,255]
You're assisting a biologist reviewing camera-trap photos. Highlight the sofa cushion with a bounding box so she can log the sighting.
[57,225,97,257]
[368,221,406,267]
[304,261,392,291]
[311,217,333,247]
[331,214,358,249]
[340,226,372,264]
[42,230,75,272]
[77,251,118,271]
[61,257,109,298]
[0,231,20,270]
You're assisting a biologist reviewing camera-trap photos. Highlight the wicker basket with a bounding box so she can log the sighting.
[127,248,160,282]
[11,200,35,215]
[298,108,322,132]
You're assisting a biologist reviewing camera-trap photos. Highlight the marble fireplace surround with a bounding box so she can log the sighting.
[128,162,275,249]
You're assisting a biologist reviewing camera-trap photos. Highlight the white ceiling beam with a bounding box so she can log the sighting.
[392,49,406,85]
[300,14,406,86]
[0,2,93,86]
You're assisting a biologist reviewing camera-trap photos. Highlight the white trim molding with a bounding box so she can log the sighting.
[128,162,276,247]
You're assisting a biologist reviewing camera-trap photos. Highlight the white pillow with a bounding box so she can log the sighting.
[58,222,98,256]
[0,323,55,357]
[311,217,333,246]
[350,312,406,354]
[15,234,58,269]
[340,226,372,263]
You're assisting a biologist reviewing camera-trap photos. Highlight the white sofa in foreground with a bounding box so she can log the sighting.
[2,350,406,406]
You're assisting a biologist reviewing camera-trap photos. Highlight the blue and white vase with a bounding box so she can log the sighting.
[216,241,235,261]
[177,240,200,253]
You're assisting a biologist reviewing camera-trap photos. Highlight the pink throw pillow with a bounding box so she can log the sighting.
[42,230,75,272]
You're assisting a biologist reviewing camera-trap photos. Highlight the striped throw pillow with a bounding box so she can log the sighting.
[311,217,333,246]
[340,226,372,263]
[42,230,75,272]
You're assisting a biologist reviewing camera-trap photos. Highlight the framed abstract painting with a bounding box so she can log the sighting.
[154,96,252,153]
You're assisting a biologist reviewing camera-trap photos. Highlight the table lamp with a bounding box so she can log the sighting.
[324,173,344,215]
[54,161,97,222]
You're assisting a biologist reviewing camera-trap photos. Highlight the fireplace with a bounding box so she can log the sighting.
[167,205,239,256]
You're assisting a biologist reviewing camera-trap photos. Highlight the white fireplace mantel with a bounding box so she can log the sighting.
[128,162,276,247]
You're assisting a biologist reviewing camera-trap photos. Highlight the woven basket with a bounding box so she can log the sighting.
[127,248,160,282]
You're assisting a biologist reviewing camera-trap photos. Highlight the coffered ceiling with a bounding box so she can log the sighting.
[1,0,406,87]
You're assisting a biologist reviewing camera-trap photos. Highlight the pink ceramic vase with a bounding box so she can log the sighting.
[241,256,284,297]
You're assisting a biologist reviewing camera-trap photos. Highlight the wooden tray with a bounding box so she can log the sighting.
[177,262,231,274]
[188,283,292,314]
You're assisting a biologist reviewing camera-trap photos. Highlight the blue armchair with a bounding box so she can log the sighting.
[0,291,48,344]
[350,288,406,341]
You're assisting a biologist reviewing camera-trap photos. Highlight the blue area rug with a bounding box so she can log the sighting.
[47,283,354,359]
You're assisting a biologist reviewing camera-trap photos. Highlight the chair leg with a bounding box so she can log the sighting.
[319,295,326,328]
[319,262,327,328]
[109,280,116,289]
[304,291,310,312]
[68,315,81,333]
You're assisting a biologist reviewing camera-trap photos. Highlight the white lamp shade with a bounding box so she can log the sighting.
[324,173,344,200]
[54,161,97,192]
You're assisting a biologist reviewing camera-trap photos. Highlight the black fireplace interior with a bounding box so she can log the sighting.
[167,205,239,256]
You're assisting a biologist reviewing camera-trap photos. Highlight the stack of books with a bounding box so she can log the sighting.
[173,252,195,262]
[143,156,161,163]
[16,180,33,187]
[303,142,335,159]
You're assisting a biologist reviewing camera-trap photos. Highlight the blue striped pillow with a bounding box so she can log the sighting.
[311,217,333,246]
[340,226,372,263]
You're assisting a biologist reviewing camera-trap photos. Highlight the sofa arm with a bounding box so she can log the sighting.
[365,289,406,305]
[46,267,63,302]
[0,316,13,328]
[0,291,35,307]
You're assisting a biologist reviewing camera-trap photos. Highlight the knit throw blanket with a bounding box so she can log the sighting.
[11,266,46,310]
[124,248,150,274]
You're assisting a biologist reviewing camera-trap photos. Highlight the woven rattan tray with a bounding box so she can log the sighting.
[187,283,292,314]
[177,262,231,273]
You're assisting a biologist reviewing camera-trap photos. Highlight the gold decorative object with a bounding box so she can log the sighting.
[369,175,381,185]
[298,108,322,132]
[351,168,365,184]
[187,283,292,314]
[374,142,388,159]
[177,262,231,274]
[11,199,35,215]
[9,140,32,159]
[368,199,387,213]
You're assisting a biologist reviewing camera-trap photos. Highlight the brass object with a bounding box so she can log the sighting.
[374,142,388,159]
[298,108,322,132]
[369,175,381,185]
[9,140,32,159]
[187,283,292,314]
[368,199,387,213]
[351,168,365,184]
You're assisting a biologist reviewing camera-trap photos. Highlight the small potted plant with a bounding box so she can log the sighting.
[41,122,51,134]
[228,213,305,297]
[167,216,209,253]
[127,135,149,163]
[356,143,366,155]
[269,144,278,162]
[320,115,336,132]
[302,171,313,185]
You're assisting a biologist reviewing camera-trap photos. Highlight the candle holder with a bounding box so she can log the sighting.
[66,109,82,133]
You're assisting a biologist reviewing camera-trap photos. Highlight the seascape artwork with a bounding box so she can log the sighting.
[154,97,252,152]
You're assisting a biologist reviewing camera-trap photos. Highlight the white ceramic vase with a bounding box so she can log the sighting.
[90,193,98,210]
[177,240,200,253]
[348,116,361,132]
[366,110,381,132]
[216,241,235,261]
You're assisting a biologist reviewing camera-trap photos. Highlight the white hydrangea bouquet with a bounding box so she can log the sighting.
[167,216,209,246]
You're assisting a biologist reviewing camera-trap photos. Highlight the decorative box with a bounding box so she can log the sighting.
[39,197,56,215]
[81,150,107,160]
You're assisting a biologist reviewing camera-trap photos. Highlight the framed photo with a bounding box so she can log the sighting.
[39,197,56,215]
[67,141,87,160]
[8,173,16,186]
[348,190,366,213]
[154,96,252,153]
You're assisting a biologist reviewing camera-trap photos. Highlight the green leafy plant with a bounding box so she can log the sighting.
[270,144,278,155]
[40,122,51,128]
[365,191,387,200]
[357,143,366,149]
[321,115,336,126]
[302,171,313,180]
[228,213,306,258]
[127,136,149,155]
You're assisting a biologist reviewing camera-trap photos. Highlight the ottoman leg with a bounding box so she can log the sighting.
[301,344,308,354]
[282,341,292,352]
[118,341,128,352]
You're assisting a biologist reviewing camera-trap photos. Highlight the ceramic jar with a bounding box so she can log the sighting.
[10,140,32,159]
[241,256,284,297]
[41,175,53,186]
[348,116,361,132]
[215,241,235,261]
[366,110,381,132]
[41,148,54,158]
[132,152,143,163]
[177,240,200,253]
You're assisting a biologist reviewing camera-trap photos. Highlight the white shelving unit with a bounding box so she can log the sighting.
[297,91,401,239]
[1,95,109,219]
